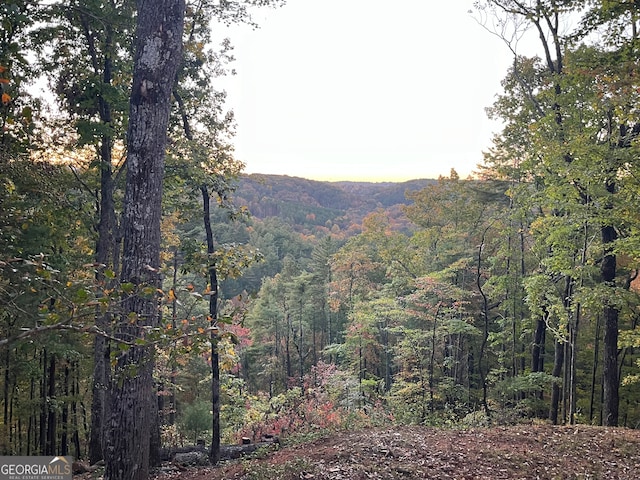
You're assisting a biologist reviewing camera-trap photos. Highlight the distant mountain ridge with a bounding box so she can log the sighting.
[234,174,436,233]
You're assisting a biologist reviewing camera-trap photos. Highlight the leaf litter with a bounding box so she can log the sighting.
[149,424,640,479]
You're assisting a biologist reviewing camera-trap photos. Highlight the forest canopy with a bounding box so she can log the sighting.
[2,1,640,479]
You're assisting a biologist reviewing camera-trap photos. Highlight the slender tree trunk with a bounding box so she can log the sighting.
[531,314,546,373]
[589,315,601,424]
[90,330,110,464]
[549,339,564,425]
[285,313,292,380]
[477,227,491,417]
[568,306,580,424]
[39,349,46,454]
[46,355,56,455]
[602,186,619,426]
[105,1,184,479]
[298,297,304,386]
[3,345,9,455]
[201,185,221,465]
[28,375,34,456]
[602,305,619,426]
[89,18,118,464]
[61,363,69,456]
[169,249,179,426]
[428,305,441,414]
[72,363,81,459]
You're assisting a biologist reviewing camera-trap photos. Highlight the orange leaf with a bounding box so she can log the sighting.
[1,93,10,105]
[167,288,176,302]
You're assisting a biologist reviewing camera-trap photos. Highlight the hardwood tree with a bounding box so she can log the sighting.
[476,0,640,427]
[105,1,184,479]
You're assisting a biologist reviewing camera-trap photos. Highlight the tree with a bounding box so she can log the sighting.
[476,0,640,426]
[105,1,185,479]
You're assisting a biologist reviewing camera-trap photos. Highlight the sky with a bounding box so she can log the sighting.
[213,0,521,182]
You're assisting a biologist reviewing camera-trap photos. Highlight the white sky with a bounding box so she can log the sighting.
[213,0,519,182]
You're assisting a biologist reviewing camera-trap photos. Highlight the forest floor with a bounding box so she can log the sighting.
[150,424,640,479]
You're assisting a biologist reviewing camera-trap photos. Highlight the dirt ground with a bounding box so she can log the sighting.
[151,424,640,479]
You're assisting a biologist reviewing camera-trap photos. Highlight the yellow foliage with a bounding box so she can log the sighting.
[167,288,177,303]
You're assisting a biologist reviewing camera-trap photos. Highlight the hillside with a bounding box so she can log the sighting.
[152,424,640,479]
[234,174,436,233]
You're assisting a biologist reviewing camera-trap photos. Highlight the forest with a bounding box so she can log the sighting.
[2,1,640,480]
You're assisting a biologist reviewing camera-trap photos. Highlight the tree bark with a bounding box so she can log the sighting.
[46,354,56,455]
[89,14,119,465]
[105,1,184,479]
[201,185,221,465]
[531,315,546,373]
[549,339,564,425]
[602,219,619,426]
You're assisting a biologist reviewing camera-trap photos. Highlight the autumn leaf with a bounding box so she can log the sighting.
[1,93,10,105]
[167,288,176,302]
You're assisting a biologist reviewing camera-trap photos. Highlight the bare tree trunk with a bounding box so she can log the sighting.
[105,1,184,479]
[2,345,10,455]
[90,18,118,464]
[201,185,221,465]
[531,314,546,373]
[45,355,56,455]
[477,226,492,417]
[589,315,601,424]
[61,363,69,456]
[28,375,34,456]
[285,313,292,380]
[39,349,46,454]
[549,339,564,425]
[602,181,619,426]
[72,363,82,459]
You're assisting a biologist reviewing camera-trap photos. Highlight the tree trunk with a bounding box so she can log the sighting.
[285,313,292,380]
[90,18,118,464]
[46,355,56,455]
[201,185,221,465]
[61,363,69,456]
[477,227,491,417]
[603,301,619,426]
[105,1,184,479]
[549,339,564,425]
[531,313,546,373]
[3,345,10,455]
[602,178,619,426]
[72,363,82,459]
[39,349,46,454]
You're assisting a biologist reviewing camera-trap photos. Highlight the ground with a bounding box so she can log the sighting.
[151,424,640,479]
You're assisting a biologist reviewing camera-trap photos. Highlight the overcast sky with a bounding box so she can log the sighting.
[213,0,520,182]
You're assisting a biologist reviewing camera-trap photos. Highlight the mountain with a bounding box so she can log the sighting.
[234,174,436,234]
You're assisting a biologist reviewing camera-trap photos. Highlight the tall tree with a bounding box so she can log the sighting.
[105,1,184,479]
[572,0,640,427]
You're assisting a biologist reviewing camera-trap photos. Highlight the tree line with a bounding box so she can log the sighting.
[1,2,640,480]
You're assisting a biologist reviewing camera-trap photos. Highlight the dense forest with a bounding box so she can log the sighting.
[2,1,640,480]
